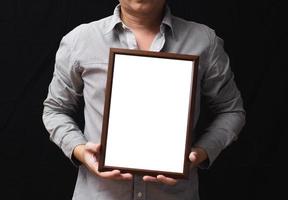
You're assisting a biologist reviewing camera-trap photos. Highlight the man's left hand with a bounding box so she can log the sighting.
[142,147,208,186]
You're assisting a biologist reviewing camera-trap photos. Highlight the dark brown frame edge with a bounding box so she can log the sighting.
[98,48,199,179]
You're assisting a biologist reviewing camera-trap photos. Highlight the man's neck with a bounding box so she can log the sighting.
[120,7,164,32]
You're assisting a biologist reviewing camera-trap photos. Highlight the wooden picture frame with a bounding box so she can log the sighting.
[98,48,199,179]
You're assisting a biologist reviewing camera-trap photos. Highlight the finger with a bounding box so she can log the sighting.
[96,170,121,179]
[120,173,133,180]
[189,151,197,163]
[115,173,133,181]
[97,170,133,181]
[156,175,177,186]
[88,161,123,180]
[85,142,101,153]
[189,151,199,168]
[143,175,158,182]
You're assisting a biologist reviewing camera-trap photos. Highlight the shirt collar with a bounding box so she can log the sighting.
[104,4,175,38]
[161,5,175,37]
[104,4,122,34]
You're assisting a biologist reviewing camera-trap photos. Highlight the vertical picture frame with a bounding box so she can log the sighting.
[98,48,199,179]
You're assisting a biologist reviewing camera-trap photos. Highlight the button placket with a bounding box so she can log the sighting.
[133,175,146,200]
[137,192,142,198]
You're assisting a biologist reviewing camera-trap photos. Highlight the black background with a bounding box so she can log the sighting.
[0,0,286,199]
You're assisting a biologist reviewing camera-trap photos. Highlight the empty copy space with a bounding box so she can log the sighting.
[105,54,194,173]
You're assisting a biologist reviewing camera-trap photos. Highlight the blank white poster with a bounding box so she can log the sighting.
[104,54,194,173]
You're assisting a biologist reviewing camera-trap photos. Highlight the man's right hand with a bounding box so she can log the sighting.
[73,142,133,181]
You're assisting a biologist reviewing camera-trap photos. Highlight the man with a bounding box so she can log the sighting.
[42,0,246,199]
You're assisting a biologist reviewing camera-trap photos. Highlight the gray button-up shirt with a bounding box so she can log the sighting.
[42,5,245,200]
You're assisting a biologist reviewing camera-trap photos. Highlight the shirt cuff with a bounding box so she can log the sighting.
[193,137,223,169]
[61,134,88,167]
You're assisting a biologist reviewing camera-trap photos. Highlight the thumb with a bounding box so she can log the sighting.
[85,142,101,153]
[189,151,198,163]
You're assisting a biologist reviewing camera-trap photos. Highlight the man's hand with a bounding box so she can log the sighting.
[142,147,208,186]
[189,147,208,168]
[73,142,133,181]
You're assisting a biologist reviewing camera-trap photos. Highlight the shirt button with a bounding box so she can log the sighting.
[137,192,142,198]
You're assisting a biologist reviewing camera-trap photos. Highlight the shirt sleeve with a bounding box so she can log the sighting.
[42,28,88,165]
[194,29,246,168]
